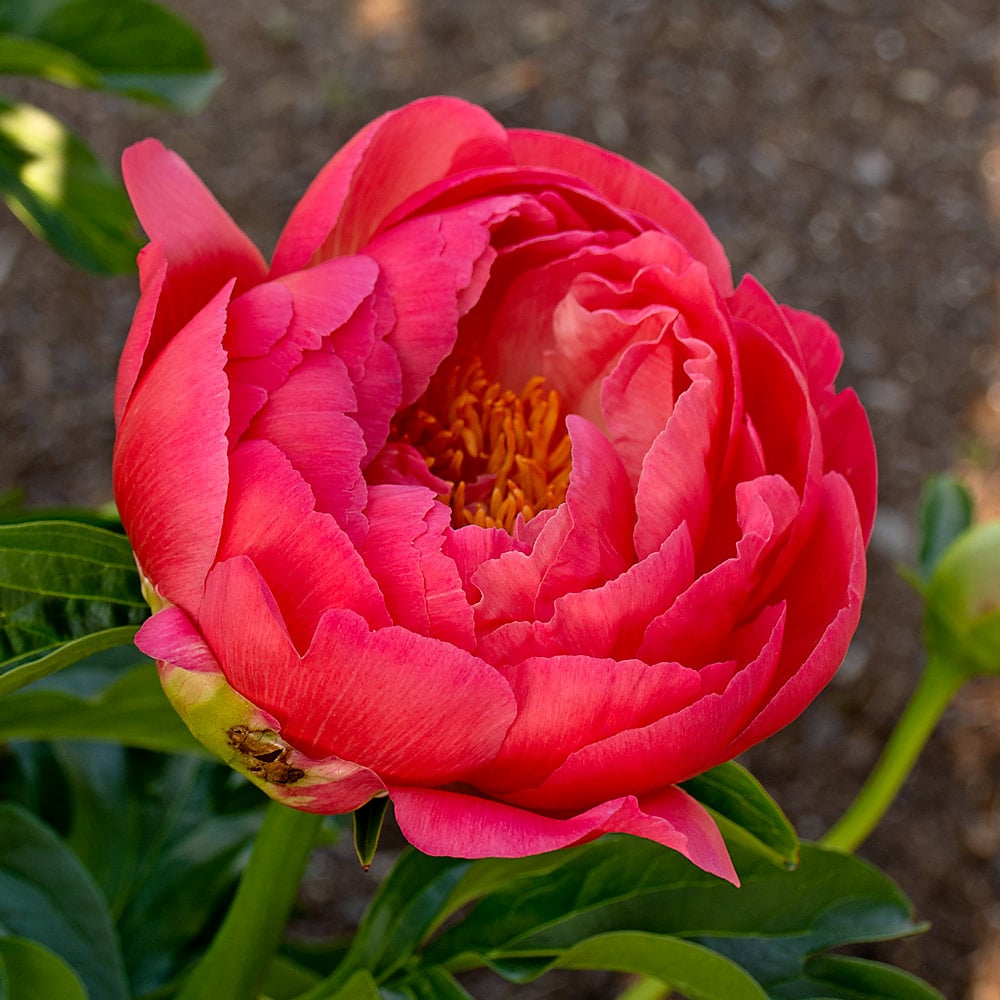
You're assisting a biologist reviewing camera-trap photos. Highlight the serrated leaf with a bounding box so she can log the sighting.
[0,936,88,1000]
[0,660,203,753]
[681,761,798,867]
[0,100,141,271]
[0,802,128,1000]
[0,520,146,693]
[0,0,219,111]
[916,475,974,583]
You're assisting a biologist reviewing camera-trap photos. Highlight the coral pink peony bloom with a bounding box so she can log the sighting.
[114,97,876,884]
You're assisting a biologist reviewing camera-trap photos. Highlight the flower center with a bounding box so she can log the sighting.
[392,355,572,532]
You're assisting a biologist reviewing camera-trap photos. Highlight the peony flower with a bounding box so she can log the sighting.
[114,97,876,884]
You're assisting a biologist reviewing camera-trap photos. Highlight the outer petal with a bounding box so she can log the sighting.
[114,242,167,426]
[139,606,387,814]
[390,785,737,884]
[723,471,867,755]
[122,140,267,348]
[472,654,702,793]
[113,283,233,614]
[202,556,516,784]
[270,96,513,274]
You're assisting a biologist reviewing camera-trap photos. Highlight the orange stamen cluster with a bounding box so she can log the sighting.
[392,355,572,532]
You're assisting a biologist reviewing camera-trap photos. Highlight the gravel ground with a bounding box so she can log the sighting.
[2,1,1000,997]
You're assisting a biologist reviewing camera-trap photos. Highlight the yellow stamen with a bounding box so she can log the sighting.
[391,356,572,532]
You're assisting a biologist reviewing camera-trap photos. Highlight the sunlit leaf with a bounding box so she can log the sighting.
[0,100,140,271]
[0,0,219,111]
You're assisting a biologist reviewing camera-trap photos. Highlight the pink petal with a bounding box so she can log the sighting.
[723,471,868,755]
[507,129,734,294]
[122,140,266,347]
[506,604,785,808]
[218,439,390,647]
[245,347,368,542]
[365,200,514,407]
[202,557,515,784]
[479,521,694,665]
[270,96,512,275]
[113,242,167,426]
[472,654,702,793]
[639,474,800,666]
[138,606,387,814]
[390,785,737,883]
[225,255,389,451]
[471,416,634,630]
[818,388,878,545]
[113,283,233,614]
[632,332,723,559]
[360,484,475,649]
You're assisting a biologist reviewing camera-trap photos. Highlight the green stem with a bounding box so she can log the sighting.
[176,800,323,1000]
[821,654,964,854]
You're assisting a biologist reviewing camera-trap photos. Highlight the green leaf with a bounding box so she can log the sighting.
[424,838,925,987]
[299,852,471,999]
[774,954,946,1000]
[323,970,383,1000]
[0,100,141,271]
[0,520,146,694]
[386,967,475,1000]
[0,802,128,1000]
[552,931,767,1000]
[0,936,88,1000]
[916,475,974,583]
[259,953,323,999]
[681,761,799,868]
[0,0,220,111]
[0,660,203,753]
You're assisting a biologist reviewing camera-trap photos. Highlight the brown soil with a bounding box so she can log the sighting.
[2,1,999,997]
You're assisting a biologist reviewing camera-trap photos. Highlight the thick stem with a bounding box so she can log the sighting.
[821,655,964,854]
[176,800,323,1000]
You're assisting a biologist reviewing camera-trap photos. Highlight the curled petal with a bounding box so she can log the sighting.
[390,785,737,884]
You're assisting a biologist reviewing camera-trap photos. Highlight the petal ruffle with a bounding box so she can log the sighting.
[508,129,733,295]
[113,283,233,614]
[201,556,516,785]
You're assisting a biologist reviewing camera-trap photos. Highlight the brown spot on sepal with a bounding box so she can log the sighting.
[226,725,305,785]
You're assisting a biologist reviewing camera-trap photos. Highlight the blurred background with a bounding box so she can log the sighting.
[1,1,999,996]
